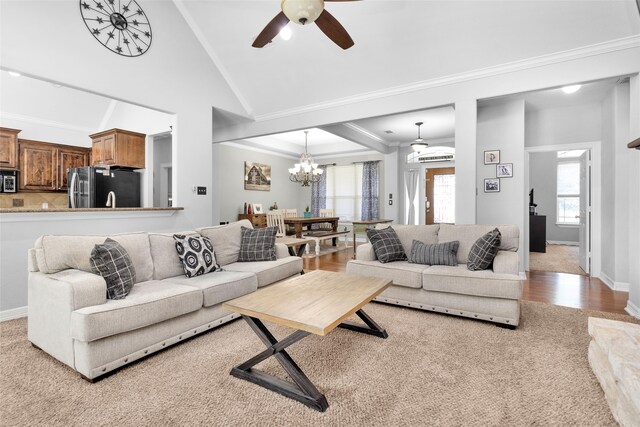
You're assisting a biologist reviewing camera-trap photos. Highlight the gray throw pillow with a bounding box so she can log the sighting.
[367,226,407,263]
[173,234,220,278]
[238,226,277,262]
[467,228,502,271]
[90,238,136,300]
[409,240,460,266]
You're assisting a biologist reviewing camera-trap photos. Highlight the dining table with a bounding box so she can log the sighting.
[283,216,340,239]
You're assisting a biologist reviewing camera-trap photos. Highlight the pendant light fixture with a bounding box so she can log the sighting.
[411,122,428,152]
[289,130,323,187]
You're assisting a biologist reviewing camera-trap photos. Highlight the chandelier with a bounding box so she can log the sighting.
[289,131,323,186]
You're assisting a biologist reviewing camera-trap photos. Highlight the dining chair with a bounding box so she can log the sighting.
[266,211,286,237]
[282,209,298,235]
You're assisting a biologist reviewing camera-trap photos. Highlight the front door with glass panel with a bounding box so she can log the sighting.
[425,167,455,225]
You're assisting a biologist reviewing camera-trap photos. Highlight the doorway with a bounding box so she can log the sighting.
[525,143,601,277]
[425,167,455,224]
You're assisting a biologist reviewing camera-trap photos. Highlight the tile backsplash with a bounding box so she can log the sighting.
[0,192,68,209]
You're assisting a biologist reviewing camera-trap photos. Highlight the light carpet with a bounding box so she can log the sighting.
[530,244,587,275]
[1,301,635,426]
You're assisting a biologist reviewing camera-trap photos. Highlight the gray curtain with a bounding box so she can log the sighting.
[405,169,419,225]
[310,165,328,218]
[361,161,380,221]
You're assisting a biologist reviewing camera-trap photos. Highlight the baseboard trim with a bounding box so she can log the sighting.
[0,306,27,322]
[599,272,630,292]
[547,241,579,246]
[625,301,640,319]
[519,272,527,280]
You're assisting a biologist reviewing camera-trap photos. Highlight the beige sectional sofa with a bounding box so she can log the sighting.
[347,224,522,327]
[27,220,302,381]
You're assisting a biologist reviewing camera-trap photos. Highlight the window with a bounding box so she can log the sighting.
[557,161,580,225]
[325,164,363,222]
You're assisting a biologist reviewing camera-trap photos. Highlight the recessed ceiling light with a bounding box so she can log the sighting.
[52,83,63,88]
[8,71,21,77]
[279,26,292,41]
[562,85,582,94]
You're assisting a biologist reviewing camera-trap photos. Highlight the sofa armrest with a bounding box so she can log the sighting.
[27,269,106,369]
[275,243,290,259]
[493,250,519,275]
[356,243,377,261]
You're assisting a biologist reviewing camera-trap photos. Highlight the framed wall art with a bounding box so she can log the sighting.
[252,203,264,214]
[244,161,271,191]
[496,163,513,178]
[484,178,500,193]
[484,150,500,164]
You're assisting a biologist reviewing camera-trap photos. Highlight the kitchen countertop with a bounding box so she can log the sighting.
[0,207,184,213]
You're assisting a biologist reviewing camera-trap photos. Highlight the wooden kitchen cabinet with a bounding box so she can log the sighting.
[0,127,20,170]
[90,129,145,169]
[18,139,91,192]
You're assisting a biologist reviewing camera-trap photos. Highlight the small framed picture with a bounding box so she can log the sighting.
[484,150,500,164]
[496,163,513,178]
[484,178,500,193]
[252,203,264,214]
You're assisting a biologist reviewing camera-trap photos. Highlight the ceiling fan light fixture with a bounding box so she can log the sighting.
[279,25,292,40]
[281,0,324,25]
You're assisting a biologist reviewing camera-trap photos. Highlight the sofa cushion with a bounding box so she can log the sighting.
[224,257,302,288]
[437,224,518,263]
[173,234,220,277]
[346,259,427,289]
[197,220,253,267]
[149,231,199,280]
[422,264,522,299]
[376,224,440,256]
[408,240,459,266]
[164,271,257,307]
[238,226,277,262]
[367,227,407,263]
[70,280,203,342]
[34,232,153,283]
[90,238,136,300]
[467,228,501,271]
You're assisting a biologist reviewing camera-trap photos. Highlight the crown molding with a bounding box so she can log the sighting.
[254,35,640,122]
[0,112,95,134]
[173,0,254,118]
[220,141,299,159]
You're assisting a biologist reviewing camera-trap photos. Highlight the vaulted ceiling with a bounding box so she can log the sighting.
[176,0,639,119]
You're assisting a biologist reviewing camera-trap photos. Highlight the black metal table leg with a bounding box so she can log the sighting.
[230,316,329,412]
[337,308,388,338]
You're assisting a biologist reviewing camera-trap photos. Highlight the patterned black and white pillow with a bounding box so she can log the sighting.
[238,226,278,262]
[367,226,407,263]
[90,238,136,300]
[173,234,220,278]
[467,228,502,271]
[409,240,460,266]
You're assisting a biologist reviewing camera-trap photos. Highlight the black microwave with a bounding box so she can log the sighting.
[0,170,18,193]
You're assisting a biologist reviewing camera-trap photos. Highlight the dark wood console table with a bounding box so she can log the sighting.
[529,214,546,253]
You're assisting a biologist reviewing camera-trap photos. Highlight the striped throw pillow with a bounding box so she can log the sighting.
[90,238,136,300]
[467,228,502,271]
[408,240,460,266]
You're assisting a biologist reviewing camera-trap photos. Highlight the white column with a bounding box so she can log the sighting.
[454,100,478,224]
[626,75,640,318]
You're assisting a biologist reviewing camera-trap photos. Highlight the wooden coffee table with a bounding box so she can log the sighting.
[222,270,391,412]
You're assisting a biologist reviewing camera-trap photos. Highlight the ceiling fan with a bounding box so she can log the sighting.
[252,0,360,50]
[411,122,428,152]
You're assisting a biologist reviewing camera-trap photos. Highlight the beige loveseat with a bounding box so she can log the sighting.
[347,224,522,327]
[27,220,302,381]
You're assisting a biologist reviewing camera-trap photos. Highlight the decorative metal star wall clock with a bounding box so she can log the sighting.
[79,0,152,57]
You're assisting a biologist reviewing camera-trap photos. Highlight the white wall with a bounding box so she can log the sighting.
[102,101,175,137]
[627,75,640,317]
[217,143,308,222]
[529,151,579,243]
[525,103,602,147]
[476,99,526,271]
[153,136,172,207]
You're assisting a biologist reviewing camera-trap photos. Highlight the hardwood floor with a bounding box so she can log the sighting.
[302,247,630,315]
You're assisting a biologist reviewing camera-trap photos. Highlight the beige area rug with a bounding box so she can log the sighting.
[1,302,635,426]
[530,244,587,275]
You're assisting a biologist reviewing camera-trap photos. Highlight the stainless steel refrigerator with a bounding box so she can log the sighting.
[68,167,141,208]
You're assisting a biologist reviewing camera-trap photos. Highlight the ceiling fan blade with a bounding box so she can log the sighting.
[315,9,354,50]
[252,11,290,48]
